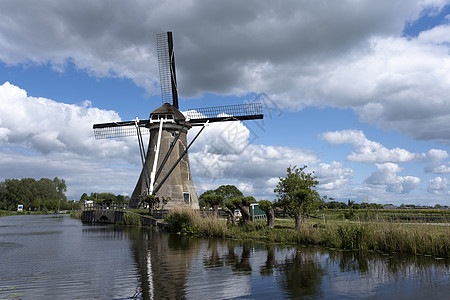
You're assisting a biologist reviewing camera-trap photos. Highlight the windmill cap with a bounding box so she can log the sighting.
[150,103,186,121]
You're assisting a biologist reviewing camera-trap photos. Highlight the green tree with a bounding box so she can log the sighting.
[203,194,224,218]
[214,185,243,200]
[199,185,244,218]
[258,200,275,228]
[274,165,321,229]
[223,198,237,226]
[53,177,67,201]
[233,196,256,226]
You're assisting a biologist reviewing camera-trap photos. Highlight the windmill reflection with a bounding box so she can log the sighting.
[128,228,199,299]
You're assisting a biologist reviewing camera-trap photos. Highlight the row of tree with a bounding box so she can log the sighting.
[80,192,130,204]
[0,177,74,211]
[201,166,426,229]
[199,165,345,229]
[199,165,323,229]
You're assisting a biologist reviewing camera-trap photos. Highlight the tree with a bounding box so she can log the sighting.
[199,185,244,218]
[214,185,243,200]
[233,196,256,226]
[258,200,275,228]
[203,194,224,218]
[53,177,67,201]
[274,165,321,229]
[223,198,237,226]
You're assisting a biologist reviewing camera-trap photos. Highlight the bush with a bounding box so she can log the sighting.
[165,211,198,234]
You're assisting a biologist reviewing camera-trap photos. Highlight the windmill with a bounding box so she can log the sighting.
[93,32,263,209]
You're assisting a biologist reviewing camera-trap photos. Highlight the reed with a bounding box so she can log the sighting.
[166,208,449,257]
[122,211,142,226]
[70,210,82,219]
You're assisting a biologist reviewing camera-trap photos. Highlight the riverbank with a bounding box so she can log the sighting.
[166,208,450,258]
[0,210,71,218]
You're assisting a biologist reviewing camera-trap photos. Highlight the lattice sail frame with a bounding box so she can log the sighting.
[157,32,178,108]
[93,103,263,139]
[186,103,263,124]
[93,120,150,139]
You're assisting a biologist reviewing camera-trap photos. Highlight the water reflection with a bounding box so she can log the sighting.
[1,215,448,299]
[277,248,325,299]
[127,227,449,300]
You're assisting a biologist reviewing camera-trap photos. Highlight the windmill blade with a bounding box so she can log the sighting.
[157,31,179,109]
[93,120,149,139]
[185,103,264,125]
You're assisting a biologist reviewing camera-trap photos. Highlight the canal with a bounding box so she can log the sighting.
[0,214,449,299]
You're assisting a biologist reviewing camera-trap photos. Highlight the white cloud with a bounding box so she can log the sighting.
[1,1,450,145]
[427,176,449,194]
[423,149,450,173]
[364,163,421,194]
[0,82,141,198]
[321,130,419,163]
[314,161,354,191]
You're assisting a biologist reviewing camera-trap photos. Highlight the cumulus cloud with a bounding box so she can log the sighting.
[314,161,354,190]
[427,176,450,195]
[321,129,420,163]
[189,121,319,181]
[0,82,137,161]
[423,149,450,173]
[1,0,450,145]
[427,176,449,194]
[364,163,421,194]
[0,82,141,197]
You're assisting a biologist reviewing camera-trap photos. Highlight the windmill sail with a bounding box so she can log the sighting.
[93,102,263,139]
[93,120,149,139]
[186,103,263,124]
[157,31,178,109]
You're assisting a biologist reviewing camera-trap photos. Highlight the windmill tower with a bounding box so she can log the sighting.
[93,32,263,209]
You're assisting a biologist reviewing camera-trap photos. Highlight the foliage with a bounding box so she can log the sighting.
[202,194,224,218]
[80,192,130,204]
[274,165,322,228]
[199,185,243,209]
[165,210,201,235]
[0,177,70,212]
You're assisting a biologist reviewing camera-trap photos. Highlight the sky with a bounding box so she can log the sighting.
[1,0,450,206]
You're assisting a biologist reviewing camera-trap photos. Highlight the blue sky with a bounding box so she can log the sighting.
[1,0,450,206]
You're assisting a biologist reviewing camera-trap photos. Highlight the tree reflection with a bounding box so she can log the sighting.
[224,243,253,275]
[277,248,325,299]
[260,245,276,276]
[203,238,224,268]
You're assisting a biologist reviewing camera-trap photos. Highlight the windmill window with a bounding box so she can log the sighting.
[183,192,190,204]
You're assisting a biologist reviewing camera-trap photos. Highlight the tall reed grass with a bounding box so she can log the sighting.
[122,211,142,226]
[166,208,450,257]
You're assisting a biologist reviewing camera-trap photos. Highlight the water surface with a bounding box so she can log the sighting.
[0,214,448,299]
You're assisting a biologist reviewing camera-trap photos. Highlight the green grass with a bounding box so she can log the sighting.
[122,211,142,226]
[166,208,450,257]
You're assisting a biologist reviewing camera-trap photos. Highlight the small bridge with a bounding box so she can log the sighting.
[81,204,167,228]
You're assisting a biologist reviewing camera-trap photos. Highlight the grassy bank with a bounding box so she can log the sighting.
[0,210,55,218]
[166,208,450,258]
